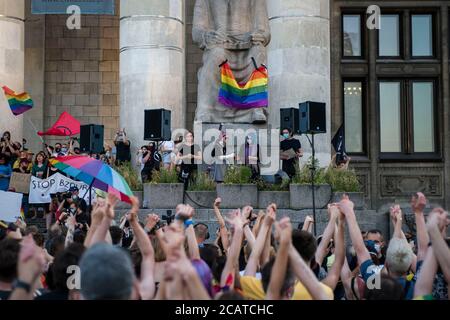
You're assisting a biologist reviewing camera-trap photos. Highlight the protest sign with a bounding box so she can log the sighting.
[9,173,32,194]
[0,191,23,222]
[29,173,95,204]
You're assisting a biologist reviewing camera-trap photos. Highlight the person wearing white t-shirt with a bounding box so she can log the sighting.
[160,140,175,169]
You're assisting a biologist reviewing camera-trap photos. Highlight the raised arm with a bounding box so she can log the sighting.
[288,244,332,300]
[244,204,276,276]
[302,215,314,233]
[83,201,105,247]
[322,209,345,291]
[316,205,339,265]
[127,196,155,300]
[64,215,77,248]
[427,208,450,283]
[176,204,201,260]
[241,205,256,250]
[89,194,119,247]
[414,247,438,298]
[213,198,229,252]
[338,195,371,266]
[266,217,291,300]
[220,209,245,288]
[411,192,429,261]
[9,236,46,300]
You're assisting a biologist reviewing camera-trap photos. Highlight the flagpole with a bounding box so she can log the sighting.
[26,117,44,143]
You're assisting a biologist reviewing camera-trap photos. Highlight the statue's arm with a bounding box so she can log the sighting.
[252,0,271,46]
[192,0,212,49]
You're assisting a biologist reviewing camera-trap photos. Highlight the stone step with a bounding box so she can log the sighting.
[114,208,386,242]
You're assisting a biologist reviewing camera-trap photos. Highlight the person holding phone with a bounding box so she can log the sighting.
[114,128,131,165]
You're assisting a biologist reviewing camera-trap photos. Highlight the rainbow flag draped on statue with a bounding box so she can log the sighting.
[218,61,268,109]
[2,86,34,116]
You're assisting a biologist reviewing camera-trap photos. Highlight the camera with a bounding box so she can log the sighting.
[56,192,72,202]
[162,210,174,225]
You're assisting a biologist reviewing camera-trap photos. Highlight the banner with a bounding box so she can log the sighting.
[32,0,115,15]
[29,173,95,204]
[9,173,32,194]
[0,191,23,223]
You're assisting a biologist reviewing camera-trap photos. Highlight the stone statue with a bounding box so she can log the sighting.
[193,0,271,124]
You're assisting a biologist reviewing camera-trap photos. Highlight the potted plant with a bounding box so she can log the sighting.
[326,167,364,209]
[257,179,290,209]
[290,159,332,210]
[217,165,257,208]
[186,172,217,208]
[113,161,143,209]
[143,167,184,209]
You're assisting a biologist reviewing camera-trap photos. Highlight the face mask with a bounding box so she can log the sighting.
[55,148,61,152]
[70,208,76,214]
[283,133,290,139]
[374,243,381,254]
[61,148,68,153]
[72,195,78,201]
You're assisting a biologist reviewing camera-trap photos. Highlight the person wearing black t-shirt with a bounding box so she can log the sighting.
[177,131,202,189]
[141,144,160,183]
[114,128,131,165]
[280,128,303,178]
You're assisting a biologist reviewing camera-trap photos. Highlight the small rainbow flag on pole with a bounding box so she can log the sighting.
[218,61,268,110]
[2,86,34,116]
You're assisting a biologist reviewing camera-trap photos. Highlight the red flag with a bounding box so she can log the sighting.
[38,112,80,136]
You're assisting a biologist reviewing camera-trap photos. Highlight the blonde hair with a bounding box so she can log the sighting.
[385,238,413,276]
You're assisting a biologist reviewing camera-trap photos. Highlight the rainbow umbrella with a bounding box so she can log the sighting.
[49,156,133,203]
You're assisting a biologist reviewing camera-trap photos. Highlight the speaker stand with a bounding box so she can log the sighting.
[305,133,317,236]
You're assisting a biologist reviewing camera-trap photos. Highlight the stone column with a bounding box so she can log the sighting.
[120,0,185,154]
[0,0,25,141]
[24,0,45,153]
[267,0,331,166]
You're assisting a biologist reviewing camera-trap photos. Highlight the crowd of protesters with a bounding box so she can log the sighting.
[0,188,449,300]
[1,129,449,301]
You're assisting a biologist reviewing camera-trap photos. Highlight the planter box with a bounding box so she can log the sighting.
[290,184,332,209]
[116,191,143,209]
[144,183,184,209]
[185,191,217,209]
[258,191,290,209]
[333,192,365,209]
[216,184,258,208]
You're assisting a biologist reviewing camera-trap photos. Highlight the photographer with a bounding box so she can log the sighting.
[0,131,18,161]
[114,128,131,165]
[68,186,88,213]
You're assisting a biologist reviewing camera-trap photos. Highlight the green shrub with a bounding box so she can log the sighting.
[290,156,360,192]
[256,179,290,191]
[113,161,143,191]
[188,172,216,191]
[291,162,327,185]
[151,167,179,184]
[325,167,361,192]
[224,165,252,184]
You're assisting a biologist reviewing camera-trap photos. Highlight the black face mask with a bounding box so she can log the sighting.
[55,148,61,152]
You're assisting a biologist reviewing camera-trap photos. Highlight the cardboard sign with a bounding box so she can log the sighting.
[29,173,95,204]
[9,173,31,194]
[0,191,23,223]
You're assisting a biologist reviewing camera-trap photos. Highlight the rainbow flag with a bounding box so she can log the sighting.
[2,86,34,116]
[218,62,268,109]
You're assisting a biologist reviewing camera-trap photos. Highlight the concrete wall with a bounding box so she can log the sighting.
[185,0,203,130]
[23,0,45,153]
[267,0,332,168]
[0,0,24,141]
[43,3,120,147]
[119,0,186,157]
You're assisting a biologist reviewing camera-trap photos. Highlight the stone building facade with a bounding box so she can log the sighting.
[1,0,449,211]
